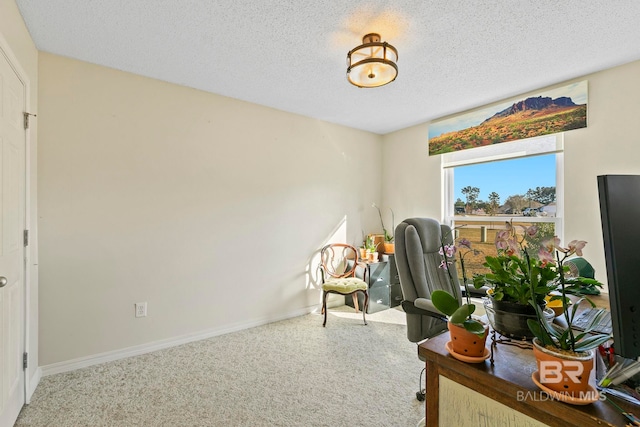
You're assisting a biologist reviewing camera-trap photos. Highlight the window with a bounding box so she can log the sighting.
[442,135,563,277]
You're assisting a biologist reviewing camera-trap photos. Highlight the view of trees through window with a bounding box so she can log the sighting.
[452,221,556,277]
[449,154,559,277]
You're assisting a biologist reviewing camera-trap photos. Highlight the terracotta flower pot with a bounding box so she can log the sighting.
[532,338,594,397]
[383,242,395,254]
[448,321,488,357]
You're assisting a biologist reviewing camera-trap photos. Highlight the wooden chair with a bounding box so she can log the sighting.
[319,243,369,327]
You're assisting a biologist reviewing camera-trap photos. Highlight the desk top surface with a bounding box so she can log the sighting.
[418,297,637,427]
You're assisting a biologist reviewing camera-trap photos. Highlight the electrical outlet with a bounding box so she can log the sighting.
[135,302,147,318]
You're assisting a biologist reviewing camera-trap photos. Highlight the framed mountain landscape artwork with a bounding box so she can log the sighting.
[428,80,587,155]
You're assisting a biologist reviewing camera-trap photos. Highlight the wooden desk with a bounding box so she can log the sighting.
[418,329,636,426]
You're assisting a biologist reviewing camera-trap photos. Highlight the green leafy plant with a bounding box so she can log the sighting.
[432,290,486,336]
[431,232,486,337]
[372,203,394,242]
[527,238,611,353]
[473,221,559,306]
[364,235,378,253]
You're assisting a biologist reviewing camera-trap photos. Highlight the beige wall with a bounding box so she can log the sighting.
[382,123,441,222]
[563,61,640,285]
[17,3,640,369]
[38,52,382,365]
[0,0,40,391]
[382,59,640,288]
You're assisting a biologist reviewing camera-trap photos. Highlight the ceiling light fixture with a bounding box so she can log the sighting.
[346,33,398,88]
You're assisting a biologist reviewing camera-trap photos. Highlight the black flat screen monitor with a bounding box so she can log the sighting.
[598,174,640,360]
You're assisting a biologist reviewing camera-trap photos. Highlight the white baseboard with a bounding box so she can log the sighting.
[26,367,42,403]
[40,306,317,377]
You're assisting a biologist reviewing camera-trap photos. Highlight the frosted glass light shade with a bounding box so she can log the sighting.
[347,33,398,88]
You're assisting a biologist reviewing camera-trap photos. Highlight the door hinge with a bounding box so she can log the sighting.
[23,229,29,247]
[23,112,36,130]
[23,352,28,370]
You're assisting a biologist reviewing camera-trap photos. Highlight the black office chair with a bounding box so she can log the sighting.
[394,218,463,400]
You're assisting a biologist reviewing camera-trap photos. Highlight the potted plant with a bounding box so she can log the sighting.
[358,232,367,260]
[431,234,488,359]
[527,237,611,398]
[472,221,560,339]
[365,235,379,262]
[372,203,395,254]
[358,245,367,260]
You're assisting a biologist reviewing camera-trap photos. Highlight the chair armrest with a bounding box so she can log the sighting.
[317,264,326,284]
[402,299,446,321]
[461,283,490,297]
[414,298,443,315]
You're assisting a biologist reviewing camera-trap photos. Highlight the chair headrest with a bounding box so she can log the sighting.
[396,218,445,254]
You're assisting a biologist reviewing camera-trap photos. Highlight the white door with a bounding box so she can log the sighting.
[0,49,26,427]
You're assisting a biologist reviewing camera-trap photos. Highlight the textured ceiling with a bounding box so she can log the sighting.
[15,0,640,134]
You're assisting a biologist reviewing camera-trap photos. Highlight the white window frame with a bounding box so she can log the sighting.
[441,134,564,242]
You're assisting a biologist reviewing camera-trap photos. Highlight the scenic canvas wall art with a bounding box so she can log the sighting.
[428,80,588,155]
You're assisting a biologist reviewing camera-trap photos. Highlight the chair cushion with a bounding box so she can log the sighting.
[322,277,367,293]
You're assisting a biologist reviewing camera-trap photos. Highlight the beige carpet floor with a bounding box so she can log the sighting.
[16,306,425,426]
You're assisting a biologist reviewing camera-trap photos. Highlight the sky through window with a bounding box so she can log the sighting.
[453,154,556,202]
